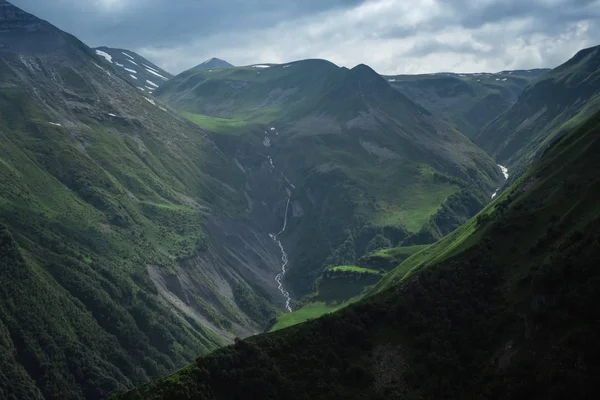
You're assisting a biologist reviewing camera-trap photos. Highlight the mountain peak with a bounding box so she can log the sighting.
[0,0,42,28]
[193,57,234,70]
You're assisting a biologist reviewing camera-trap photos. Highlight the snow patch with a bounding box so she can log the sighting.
[124,67,137,73]
[502,78,508,81]
[95,50,113,63]
[48,122,62,127]
[498,165,509,179]
[108,113,117,117]
[138,87,146,91]
[122,52,135,60]
[252,64,271,68]
[283,64,291,68]
[143,63,159,73]
[127,59,139,66]
[491,190,499,199]
[388,78,396,82]
[146,79,159,88]
[115,62,124,67]
[145,68,168,80]
[130,74,138,80]
[144,98,156,105]
[158,106,167,112]
[263,137,271,147]
[92,62,111,76]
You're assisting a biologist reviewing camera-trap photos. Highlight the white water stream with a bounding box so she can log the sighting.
[491,164,509,199]
[268,156,294,312]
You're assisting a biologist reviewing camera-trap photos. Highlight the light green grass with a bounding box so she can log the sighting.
[371,191,504,293]
[371,245,429,259]
[181,112,250,133]
[329,265,381,274]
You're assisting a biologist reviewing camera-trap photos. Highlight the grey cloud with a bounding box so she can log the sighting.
[9,0,600,75]
[12,0,367,48]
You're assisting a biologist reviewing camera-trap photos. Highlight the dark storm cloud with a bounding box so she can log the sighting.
[8,0,600,74]
[11,0,367,48]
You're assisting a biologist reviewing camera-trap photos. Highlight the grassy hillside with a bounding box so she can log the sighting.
[116,110,600,400]
[0,2,284,398]
[385,69,549,139]
[475,44,600,181]
[156,59,504,297]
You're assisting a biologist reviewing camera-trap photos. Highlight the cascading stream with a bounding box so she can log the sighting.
[268,156,294,312]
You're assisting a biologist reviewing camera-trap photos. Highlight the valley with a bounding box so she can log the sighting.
[1,1,599,399]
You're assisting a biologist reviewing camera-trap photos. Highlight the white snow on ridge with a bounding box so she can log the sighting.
[95,50,113,63]
[144,98,156,105]
[108,113,117,117]
[127,59,139,66]
[252,64,271,68]
[388,78,396,82]
[491,190,499,199]
[122,52,135,60]
[115,62,124,67]
[48,122,62,127]
[92,62,111,76]
[143,63,159,73]
[145,68,168,80]
[146,80,159,88]
[499,165,509,179]
[130,74,138,80]
[124,67,137,74]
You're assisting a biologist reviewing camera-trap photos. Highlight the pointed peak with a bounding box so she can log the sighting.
[0,0,45,30]
[194,57,234,70]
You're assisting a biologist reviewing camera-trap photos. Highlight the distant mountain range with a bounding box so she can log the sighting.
[474,44,600,180]
[383,69,550,139]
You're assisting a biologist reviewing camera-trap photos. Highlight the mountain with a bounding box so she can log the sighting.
[474,44,600,180]
[384,69,549,139]
[117,109,600,400]
[192,57,234,71]
[0,1,289,398]
[94,46,173,94]
[155,59,504,298]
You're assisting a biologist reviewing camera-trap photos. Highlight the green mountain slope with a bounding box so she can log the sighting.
[0,1,288,398]
[116,109,600,400]
[474,44,600,180]
[384,69,549,139]
[155,60,504,297]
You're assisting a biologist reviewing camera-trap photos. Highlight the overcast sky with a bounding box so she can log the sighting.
[11,0,600,75]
